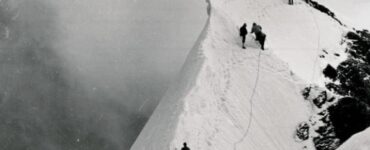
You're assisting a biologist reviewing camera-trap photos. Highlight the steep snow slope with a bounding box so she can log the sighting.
[318,0,370,30]
[222,0,346,84]
[337,127,370,150]
[132,0,347,149]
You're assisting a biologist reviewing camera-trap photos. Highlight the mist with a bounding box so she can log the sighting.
[0,0,206,149]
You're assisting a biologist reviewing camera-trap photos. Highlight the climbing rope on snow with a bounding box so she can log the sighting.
[233,50,262,150]
[232,4,271,149]
[308,5,322,82]
[229,3,320,149]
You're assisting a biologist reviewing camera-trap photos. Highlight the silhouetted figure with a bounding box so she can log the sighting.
[251,23,266,50]
[251,23,262,37]
[181,142,190,150]
[288,0,294,5]
[239,23,248,49]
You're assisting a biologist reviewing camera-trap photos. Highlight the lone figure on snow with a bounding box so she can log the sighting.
[288,0,294,5]
[181,142,190,150]
[239,23,248,49]
[251,23,266,50]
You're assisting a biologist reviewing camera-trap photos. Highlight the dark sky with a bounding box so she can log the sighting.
[0,0,206,149]
[54,0,207,115]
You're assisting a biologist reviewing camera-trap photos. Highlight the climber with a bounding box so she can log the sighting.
[251,23,262,38]
[181,142,190,150]
[288,0,294,5]
[251,23,266,50]
[239,23,248,49]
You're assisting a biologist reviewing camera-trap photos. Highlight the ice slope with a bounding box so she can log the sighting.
[337,127,370,150]
[131,0,348,149]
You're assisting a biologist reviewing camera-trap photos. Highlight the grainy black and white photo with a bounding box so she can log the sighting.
[0,0,369,150]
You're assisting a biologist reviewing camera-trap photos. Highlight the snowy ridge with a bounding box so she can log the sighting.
[130,13,210,150]
[131,0,351,149]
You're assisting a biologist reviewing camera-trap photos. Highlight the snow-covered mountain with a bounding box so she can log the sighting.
[131,0,351,149]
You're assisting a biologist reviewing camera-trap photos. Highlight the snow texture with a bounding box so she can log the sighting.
[131,0,348,149]
[337,127,370,150]
[317,0,370,30]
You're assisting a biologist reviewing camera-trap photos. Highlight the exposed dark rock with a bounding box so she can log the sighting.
[302,86,312,100]
[304,0,344,26]
[312,91,328,108]
[303,30,370,149]
[296,122,310,141]
[328,97,370,142]
[323,64,337,81]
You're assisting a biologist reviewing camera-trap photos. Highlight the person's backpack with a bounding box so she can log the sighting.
[257,25,262,31]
